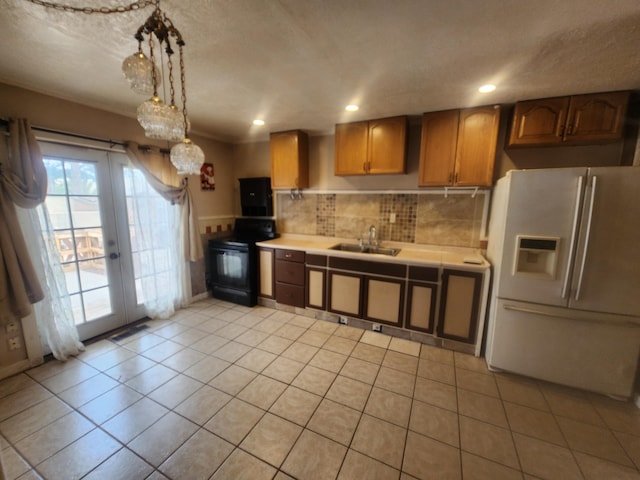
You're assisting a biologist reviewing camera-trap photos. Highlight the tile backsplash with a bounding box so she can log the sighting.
[276,192,486,248]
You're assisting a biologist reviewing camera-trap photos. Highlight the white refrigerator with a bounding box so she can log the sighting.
[485,166,640,399]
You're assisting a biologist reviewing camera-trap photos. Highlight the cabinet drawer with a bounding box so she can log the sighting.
[275,260,305,285]
[276,282,305,308]
[276,249,305,263]
[306,254,327,267]
[328,257,406,278]
[409,266,439,283]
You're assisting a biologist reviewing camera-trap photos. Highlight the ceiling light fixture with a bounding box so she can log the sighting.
[345,104,359,112]
[253,119,265,126]
[479,84,497,93]
[26,0,205,175]
[123,1,204,174]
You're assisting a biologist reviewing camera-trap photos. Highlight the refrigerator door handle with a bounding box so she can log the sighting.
[503,303,639,327]
[575,176,597,301]
[562,175,584,299]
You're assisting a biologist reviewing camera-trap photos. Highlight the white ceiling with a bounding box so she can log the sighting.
[1,0,640,143]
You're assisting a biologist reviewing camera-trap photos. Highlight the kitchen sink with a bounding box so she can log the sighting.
[329,243,401,256]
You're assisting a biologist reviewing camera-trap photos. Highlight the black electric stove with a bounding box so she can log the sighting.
[208,218,278,306]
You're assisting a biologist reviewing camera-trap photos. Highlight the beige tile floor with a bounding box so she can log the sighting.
[1,298,639,480]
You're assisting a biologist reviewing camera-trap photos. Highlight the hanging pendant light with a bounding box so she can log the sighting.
[125,1,205,174]
[122,49,158,96]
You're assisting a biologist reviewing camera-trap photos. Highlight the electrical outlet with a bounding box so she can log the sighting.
[8,337,21,350]
[389,213,396,224]
[338,316,348,325]
[372,323,382,332]
[6,322,18,333]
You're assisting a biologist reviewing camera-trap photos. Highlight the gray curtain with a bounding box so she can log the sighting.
[0,119,46,322]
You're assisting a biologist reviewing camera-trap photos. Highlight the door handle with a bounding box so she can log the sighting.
[575,176,597,301]
[109,252,120,260]
[562,175,584,299]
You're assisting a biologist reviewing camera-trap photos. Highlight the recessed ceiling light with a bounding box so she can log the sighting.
[345,104,359,112]
[479,84,496,93]
[253,119,265,126]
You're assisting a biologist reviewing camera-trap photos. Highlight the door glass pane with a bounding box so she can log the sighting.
[65,162,98,195]
[69,197,101,228]
[44,157,112,325]
[46,196,71,229]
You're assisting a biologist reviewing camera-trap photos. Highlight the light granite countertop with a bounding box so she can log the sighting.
[256,234,490,270]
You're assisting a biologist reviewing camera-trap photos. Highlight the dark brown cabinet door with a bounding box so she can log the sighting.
[508,97,569,146]
[567,91,629,143]
[274,249,305,307]
[508,91,629,146]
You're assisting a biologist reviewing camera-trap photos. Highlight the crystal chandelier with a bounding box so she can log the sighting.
[122,1,204,175]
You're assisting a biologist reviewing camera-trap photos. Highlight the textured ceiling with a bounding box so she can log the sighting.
[1,0,640,143]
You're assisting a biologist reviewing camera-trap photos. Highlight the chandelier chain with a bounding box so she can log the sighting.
[24,0,156,14]
[178,44,188,138]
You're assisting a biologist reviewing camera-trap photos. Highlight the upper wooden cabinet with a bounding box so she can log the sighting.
[508,91,629,147]
[335,116,408,175]
[418,106,500,187]
[270,130,309,189]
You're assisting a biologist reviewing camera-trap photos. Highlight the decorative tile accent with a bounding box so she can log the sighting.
[277,191,486,247]
[316,194,336,236]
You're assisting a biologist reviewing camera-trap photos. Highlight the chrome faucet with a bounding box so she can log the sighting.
[368,225,378,247]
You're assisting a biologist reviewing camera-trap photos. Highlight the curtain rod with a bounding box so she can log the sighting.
[1,118,170,154]
[0,118,126,148]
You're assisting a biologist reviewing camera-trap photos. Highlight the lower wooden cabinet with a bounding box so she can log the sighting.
[258,248,274,299]
[437,269,483,343]
[363,276,405,326]
[327,257,406,327]
[275,249,305,307]
[405,266,439,333]
[261,246,488,353]
[306,254,327,310]
[328,271,363,318]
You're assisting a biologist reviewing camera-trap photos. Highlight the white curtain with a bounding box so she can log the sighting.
[123,143,203,318]
[17,204,84,360]
[125,166,189,319]
[2,118,83,359]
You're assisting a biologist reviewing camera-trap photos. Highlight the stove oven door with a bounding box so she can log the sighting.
[208,243,257,306]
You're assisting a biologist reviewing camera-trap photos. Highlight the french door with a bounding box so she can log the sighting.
[41,143,145,341]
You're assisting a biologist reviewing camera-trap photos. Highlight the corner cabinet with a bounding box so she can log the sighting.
[508,91,629,147]
[418,106,500,187]
[270,130,309,189]
[335,116,408,175]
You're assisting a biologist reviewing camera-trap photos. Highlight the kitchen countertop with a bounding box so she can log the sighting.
[256,234,490,270]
